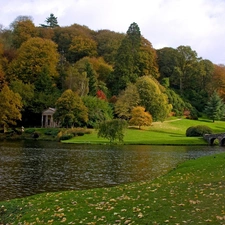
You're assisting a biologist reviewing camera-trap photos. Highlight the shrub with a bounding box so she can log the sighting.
[25,128,36,134]
[44,129,60,136]
[186,125,213,137]
[59,134,74,140]
[57,128,91,141]
[65,128,91,136]
[32,132,40,139]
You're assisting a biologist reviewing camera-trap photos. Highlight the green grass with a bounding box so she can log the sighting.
[1,152,225,224]
[63,118,225,145]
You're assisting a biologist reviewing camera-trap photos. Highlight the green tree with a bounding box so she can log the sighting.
[40,13,59,28]
[157,47,180,85]
[31,66,61,114]
[204,91,225,122]
[176,45,198,94]
[109,22,141,95]
[115,83,140,120]
[0,85,22,132]
[10,80,34,108]
[54,89,88,127]
[97,119,127,143]
[82,95,113,127]
[95,29,125,64]
[129,106,152,129]
[135,76,172,121]
[65,63,89,96]
[85,62,97,96]
[165,89,187,116]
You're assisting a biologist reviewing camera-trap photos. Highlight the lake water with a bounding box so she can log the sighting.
[0,140,224,201]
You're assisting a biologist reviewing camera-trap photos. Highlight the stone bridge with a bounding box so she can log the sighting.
[203,133,225,146]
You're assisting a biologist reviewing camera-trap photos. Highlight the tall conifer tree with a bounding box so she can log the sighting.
[109,22,141,95]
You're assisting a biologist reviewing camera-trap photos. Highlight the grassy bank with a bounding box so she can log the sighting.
[1,118,225,145]
[63,118,225,145]
[1,152,225,224]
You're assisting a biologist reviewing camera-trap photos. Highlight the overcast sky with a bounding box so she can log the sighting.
[1,0,225,64]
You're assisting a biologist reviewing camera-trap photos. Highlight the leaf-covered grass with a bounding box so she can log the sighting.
[1,152,225,224]
[63,118,225,145]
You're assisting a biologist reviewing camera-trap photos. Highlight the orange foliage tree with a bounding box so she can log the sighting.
[129,106,152,129]
[212,64,225,100]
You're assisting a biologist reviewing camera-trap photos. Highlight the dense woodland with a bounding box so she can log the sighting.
[0,14,225,130]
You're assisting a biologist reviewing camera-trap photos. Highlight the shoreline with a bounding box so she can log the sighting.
[1,152,225,224]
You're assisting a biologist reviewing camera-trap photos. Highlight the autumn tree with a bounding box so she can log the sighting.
[0,85,22,132]
[129,106,152,129]
[135,76,172,121]
[53,24,94,62]
[69,35,97,62]
[95,29,125,64]
[211,64,225,101]
[54,89,88,127]
[139,37,159,78]
[115,83,140,120]
[97,119,127,143]
[11,17,37,48]
[204,91,225,122]
[88,57,113,83]
[0,43,7,90]
[8,37,59,84]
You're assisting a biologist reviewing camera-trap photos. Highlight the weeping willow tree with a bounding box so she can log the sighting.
[97,119,127,143]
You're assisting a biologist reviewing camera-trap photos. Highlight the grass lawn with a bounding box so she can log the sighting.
[1,152,225,224]
[1,117,225,224]
[63,118,225,145]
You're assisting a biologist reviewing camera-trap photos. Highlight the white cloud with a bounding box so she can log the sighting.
[0,0,225,64]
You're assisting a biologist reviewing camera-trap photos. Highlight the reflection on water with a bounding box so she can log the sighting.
[0,140,224,201]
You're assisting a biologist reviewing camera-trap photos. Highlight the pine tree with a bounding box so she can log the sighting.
[40,13,59,28]
[109,22,141,95]
[204,91,225,122]
[85,62,97,96]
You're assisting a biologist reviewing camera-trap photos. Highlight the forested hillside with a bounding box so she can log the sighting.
[0,14,225,129]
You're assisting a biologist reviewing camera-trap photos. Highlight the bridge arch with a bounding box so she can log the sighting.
[203,133,225,146]
[209,137,216,145]
[220,138,225,146]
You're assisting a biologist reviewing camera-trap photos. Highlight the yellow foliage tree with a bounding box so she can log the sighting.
[69,35,97,62]
[129,106,152,129]
[11,18,37,48]
[0,85,23,132]
[8,37,59,84]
